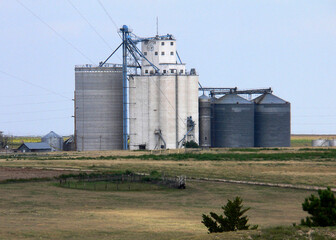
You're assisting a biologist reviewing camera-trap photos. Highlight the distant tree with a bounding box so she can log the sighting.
[202,196,258,233]
[301,187,336,227]
[0,132,9,149]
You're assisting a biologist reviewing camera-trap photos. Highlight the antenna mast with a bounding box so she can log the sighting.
[156,17,159,36]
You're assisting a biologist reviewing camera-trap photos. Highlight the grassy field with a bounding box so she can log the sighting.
[1,148,336,187]
[1,147,336,239]
[0,180,318,240]
[291,134,336,147]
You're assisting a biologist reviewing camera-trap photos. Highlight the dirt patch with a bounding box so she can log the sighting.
[0,167,77,181]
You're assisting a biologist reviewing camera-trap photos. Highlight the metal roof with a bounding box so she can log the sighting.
[199,94,210,102]
[21,142,52,150]
[42,131,62,139]
[254,93,288,104]
[216,94,252,104]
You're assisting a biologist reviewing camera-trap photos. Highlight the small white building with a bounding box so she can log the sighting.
[129,35,199,150]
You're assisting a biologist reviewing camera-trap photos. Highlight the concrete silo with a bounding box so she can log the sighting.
[129,35,199,150]
[75,64,123,151]
[42,131,63,151]
[254,93,290,147]
[211,94,254,148]
[199,94,211,148]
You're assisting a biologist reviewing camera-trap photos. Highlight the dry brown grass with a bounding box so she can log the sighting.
[1,156,336,187]
[0,180,313,240]
[291,135,336,140]
[1,148,336,239]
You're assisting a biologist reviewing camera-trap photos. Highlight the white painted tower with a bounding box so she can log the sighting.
[129,35,199,150]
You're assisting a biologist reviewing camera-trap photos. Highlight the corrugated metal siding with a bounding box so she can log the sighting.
[254,94,290,147]
[254,104,291,147]
[212,94,254,148]
[75,66,123,151]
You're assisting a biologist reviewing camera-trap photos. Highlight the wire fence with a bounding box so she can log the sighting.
[58,173,186,191]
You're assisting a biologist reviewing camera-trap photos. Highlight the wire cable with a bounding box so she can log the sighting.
[3,100,70,107]
[67,0,113,51]
[96,0,122,39]
[16,0,95,64]
[0,70,72,100]
[0,117,71,124]
[3,108,73,115]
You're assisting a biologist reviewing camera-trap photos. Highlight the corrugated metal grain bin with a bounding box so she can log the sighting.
[329,139,336,147]
[42,131,63,151]
[211,94,254,148]
[254,93,290,147]
[199,94,211,148]
[75,64,123,151]
[312,139,329,147]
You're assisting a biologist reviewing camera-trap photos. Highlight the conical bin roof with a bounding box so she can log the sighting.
[254,93,288,104]
[216,94,252,104]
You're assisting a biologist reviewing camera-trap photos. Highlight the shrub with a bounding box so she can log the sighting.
[184,140,199,148]
[202,196,257,233]
[301,187,336,227]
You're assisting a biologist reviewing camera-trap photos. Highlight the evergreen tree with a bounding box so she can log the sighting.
[301,187,336,227]
[202,196,257,233]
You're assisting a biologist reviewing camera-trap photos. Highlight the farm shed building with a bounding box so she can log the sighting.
[18,142,52,153]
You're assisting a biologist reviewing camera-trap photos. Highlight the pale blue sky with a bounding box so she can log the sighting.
[0,0,335,136]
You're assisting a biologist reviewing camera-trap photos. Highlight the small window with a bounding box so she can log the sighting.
[145,70,148,74]
[150,70,154,74]
[144,52,147,56]
[170,42,174,46]
[205,137,207,140]
[161,52,165,55]
[155,52,158,55]
[170,51,174,55]
[161,42,165,46]
[170,69,175,73]
[163,70,166,73]
[180,69,184,73]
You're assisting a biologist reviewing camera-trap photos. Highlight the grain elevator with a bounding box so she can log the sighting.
[129,36,199,150]
[74,25,291,151]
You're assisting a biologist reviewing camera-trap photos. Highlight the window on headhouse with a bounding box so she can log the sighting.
[161,42,165,46]
[170,69,175,73]
[170,42,174,46]
[180,69,184,73]
[144,52,147,56]
[161,52,165,55]
[150,70,154,74]
[170,52,174,55]
[155,52,158,55]
[145,70,148,74]
[163,70,166,73]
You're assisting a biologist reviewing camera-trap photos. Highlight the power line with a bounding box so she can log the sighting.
[3,100,70,107]
[0,117,71,124]
[16,0,95,64]
[0,93,72,98]
[0,70,72,100]
[96,0,121,38]
[3,108,73,115]
[67,0,113,51]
